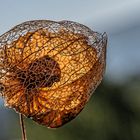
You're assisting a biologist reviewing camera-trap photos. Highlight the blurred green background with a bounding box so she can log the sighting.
[0,0,140,140]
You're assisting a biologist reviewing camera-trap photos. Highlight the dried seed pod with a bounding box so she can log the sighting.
[0,20,107,128]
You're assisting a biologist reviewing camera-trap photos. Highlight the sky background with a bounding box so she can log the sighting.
[0,0,140,82]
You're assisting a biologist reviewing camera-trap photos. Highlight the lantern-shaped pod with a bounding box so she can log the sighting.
[0,20,107,128]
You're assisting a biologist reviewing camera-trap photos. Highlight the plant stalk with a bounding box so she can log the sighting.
[19,113,27,140]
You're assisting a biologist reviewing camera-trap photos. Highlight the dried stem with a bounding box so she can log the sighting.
[19,113,27,140]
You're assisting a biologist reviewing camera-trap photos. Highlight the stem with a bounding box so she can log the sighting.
[19,113,27,140]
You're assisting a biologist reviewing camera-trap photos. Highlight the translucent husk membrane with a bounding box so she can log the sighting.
[0,20,107,128]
